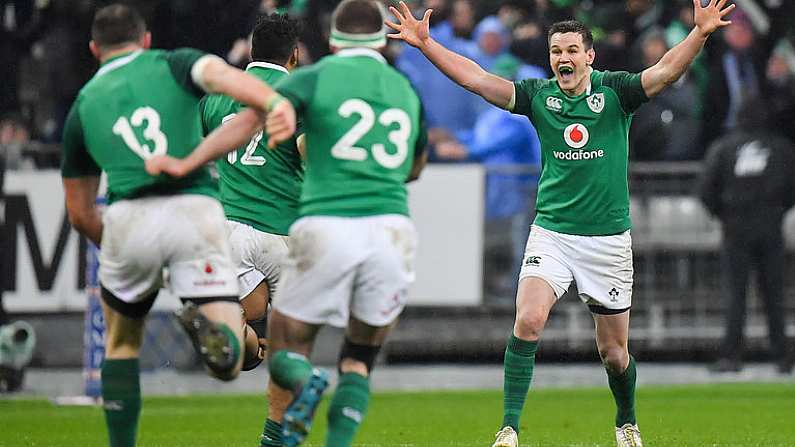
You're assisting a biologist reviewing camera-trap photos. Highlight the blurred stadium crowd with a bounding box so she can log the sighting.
[1,0,794,164]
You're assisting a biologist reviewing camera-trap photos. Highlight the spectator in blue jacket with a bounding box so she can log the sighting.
[435,56,543,301]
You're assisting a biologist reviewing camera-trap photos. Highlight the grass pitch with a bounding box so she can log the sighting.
[2,383,794,446]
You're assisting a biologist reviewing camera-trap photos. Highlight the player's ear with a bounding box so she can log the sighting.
[586,47,595,66]
[89,41,101,60]
[141,32,152,50]
[288,46,299,69]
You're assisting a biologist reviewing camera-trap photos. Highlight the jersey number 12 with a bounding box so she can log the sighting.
[222,113,266,166]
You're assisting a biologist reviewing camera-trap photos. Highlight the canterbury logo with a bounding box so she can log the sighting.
[546,96,562,111]
[342,407,363,423]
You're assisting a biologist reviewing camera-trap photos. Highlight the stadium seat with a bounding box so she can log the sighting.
[646,196,721,250]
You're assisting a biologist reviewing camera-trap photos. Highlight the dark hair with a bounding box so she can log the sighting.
[333,0,384,34]
[547,20,593,49]
[91,3,146,50]
[250,13,302,65]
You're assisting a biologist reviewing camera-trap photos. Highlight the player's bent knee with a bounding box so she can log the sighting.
[514,309,547,340]
[599,346,629,373]
[338,338,381,377]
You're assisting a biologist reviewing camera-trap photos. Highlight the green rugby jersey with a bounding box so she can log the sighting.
[275,48,426,218]
[513,69,649,236]
[61,48,215,203]
[200,62,304,235]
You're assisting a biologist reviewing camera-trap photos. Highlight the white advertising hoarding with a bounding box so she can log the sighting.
[1,167,484,312]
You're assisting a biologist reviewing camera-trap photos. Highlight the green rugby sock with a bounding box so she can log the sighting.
[608,355,637,427]
[268,350,313,390]
[326,372,370,447]
[101,359,141,447]
[502,334,538,433]
[260,418,283,447]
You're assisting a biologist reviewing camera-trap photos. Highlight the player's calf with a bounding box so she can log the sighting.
[260,381,293,447]
[240,280,271,371]
[322,339,381,447]
[242,317,267,371]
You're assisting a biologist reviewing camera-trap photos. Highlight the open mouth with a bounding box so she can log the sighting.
[559,65,574,81]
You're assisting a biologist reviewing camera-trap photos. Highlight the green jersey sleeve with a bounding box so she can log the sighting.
[275,66,320,115]
[512,78,549,118]
[600,71,649,115]
[61,103,101,178]
[166,48,208,98]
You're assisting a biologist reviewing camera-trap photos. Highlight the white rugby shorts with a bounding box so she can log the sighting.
[272,215,417,328]
[518,224,633,311]
[99,194,238,303]
[226,220,289,300]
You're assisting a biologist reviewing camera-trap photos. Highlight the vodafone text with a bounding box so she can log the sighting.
[552,149,605,160]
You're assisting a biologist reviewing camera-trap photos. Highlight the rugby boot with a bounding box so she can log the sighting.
[282,368,330,446]
[615,423,643,447]
[492,426,518,447]
[176,302,237,379]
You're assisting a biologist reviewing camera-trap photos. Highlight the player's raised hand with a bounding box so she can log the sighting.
[694,0,735,36]
[385,1,432,49]
[265,96,296,149]
[145,155,188,178]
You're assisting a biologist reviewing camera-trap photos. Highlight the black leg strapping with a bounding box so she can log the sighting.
[338,338,381,374]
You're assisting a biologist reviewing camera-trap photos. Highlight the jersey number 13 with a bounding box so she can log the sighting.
[112,107,168,160]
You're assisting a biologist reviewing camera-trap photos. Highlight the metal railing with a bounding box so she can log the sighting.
[481,162,795,355]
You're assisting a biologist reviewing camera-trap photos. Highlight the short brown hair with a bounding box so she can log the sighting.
[333,0,384,34]
[548,20,593,49]
[91,3,146,50]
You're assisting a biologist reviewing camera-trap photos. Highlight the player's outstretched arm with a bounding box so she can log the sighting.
[641,0,734,97]
[146,108,266,178]
[63,176,102,246]
[386,1,514,109]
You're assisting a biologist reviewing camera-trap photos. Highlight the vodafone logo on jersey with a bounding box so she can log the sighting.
[563,123,589,149]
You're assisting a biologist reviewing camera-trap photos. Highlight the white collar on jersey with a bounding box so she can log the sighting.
[336,48,387,64]
[95,50,144,78]
[246,61,289,74]
[585,66,594,95]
